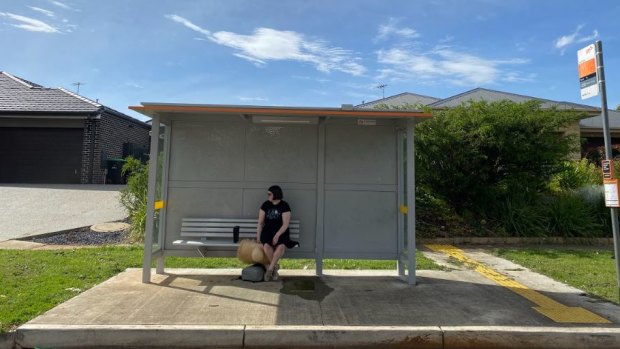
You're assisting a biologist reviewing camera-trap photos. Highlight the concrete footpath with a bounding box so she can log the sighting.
[0,184,126,242]
[4,245,620,348]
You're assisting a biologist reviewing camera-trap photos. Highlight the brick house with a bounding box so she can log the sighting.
[0,71,150,184]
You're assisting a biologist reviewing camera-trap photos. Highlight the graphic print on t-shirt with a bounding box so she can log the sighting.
[266,209,280,220]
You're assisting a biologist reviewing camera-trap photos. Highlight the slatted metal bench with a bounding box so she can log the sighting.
[172,218,300,255]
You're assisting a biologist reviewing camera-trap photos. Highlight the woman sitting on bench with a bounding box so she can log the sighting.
[256,185,298,281]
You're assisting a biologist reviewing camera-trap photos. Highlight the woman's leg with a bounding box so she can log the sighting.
[270,244,285,271]
[263,243,274,264]
[262,244,276,281]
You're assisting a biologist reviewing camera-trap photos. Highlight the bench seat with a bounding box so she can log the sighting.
[173,218,300,251]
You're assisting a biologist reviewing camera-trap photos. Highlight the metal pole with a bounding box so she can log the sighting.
[142,115,160,283]
[595,40,620,300]
[406,119,416,285]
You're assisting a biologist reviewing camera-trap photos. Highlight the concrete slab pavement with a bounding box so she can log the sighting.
[0,184,126,242]
[13,263,620,349]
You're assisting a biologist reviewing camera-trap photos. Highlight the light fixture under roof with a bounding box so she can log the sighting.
[251,116,318,124]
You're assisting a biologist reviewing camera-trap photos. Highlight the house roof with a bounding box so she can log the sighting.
[0,71,149,127]
[356,92,440,109]
[0,72,102,113]
[580,109,620,129]
[428,87,599,111]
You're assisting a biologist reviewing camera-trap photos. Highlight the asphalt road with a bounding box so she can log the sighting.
[0,184,127,242]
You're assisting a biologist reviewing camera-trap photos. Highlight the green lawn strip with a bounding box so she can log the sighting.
[0,246,143,333]
[493,247,618,304]
[0,247,440,333]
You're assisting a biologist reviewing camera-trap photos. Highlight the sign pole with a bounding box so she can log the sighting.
[595,40,620,300]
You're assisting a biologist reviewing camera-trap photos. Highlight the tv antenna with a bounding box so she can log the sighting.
[377,84,388,99]
[72,82,85,94]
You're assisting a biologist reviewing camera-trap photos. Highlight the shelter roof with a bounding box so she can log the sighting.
[130,103,431,120]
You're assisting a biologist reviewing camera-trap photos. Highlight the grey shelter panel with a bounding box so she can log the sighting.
[325,123,397,185]
[245,124,318,183]
[164,187,243,248]
[168,121,246,181]
[324,189,398,259]
[323,120,398,259]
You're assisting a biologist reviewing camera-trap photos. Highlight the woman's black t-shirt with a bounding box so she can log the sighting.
[260,200,297,248]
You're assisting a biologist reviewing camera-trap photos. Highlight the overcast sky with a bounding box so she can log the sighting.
[1,0,619,121]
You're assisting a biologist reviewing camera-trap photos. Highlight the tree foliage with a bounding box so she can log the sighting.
[414,100,581,214]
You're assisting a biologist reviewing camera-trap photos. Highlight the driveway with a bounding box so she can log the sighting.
[0,184,127,242]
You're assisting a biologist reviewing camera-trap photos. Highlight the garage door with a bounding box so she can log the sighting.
[0,127,83,183]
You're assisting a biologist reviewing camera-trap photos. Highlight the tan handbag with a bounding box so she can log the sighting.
[236,239,269,265]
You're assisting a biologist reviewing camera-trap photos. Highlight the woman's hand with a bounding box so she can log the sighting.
[272,234,280,246]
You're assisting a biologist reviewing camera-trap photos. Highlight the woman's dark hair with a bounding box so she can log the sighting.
[268,185,283,200]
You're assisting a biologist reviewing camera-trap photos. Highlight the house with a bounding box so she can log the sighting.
[579,109,620,160]
[358,87,615,159]
[0,72,150,184]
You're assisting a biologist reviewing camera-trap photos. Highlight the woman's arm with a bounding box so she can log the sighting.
[256,209,265,242]
[274,212,291,240]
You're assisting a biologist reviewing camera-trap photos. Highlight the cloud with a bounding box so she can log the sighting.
[28,6,55,17]
[377,46,528,86]
[237,96,268,102]
[503,72,536,83]
[166,14,366,76]
[165,14,211,36]
[554,25,598,55]
[50,1,71,10]
[376,18,420,41]
[0,12,59,33]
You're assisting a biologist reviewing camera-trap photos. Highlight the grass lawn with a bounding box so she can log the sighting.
[493,247,619,304]
[0,246,439,333]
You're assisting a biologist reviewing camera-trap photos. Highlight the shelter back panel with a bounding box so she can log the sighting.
[323,123,398,258]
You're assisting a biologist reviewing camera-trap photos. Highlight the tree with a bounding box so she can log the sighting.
[414,100,581,214]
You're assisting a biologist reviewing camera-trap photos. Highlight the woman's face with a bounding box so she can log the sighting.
[267,191,274,202]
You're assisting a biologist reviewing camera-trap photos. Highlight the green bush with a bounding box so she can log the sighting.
[119,157,148,242]
[544,191,603,237]
[496,195,549,237]
[415,100,581,213]
[415,186,475,237]
[576,186,613,236]
[549,159,601,191]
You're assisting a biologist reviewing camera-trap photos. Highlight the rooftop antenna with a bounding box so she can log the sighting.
[72,82,85,94]
[377,84,387,99]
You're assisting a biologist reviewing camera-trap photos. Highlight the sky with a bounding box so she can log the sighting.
[1,0,619,122]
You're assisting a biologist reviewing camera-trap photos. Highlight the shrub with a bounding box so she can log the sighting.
[415,100,581,213]
[119,157,148,242]
[549,159,601,191]
[415,186,475,237]
[496,194,549,237]
[576,186,613,237]
[544,191,603,237]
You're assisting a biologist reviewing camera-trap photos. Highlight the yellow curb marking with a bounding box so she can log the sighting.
[425,244,611,324]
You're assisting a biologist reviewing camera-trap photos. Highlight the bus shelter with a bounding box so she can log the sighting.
[130,103,431,285]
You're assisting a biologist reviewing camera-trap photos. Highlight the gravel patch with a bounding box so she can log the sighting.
[30,224,129,246]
